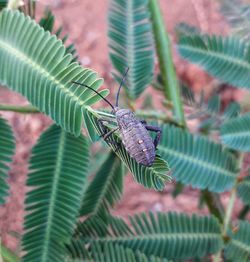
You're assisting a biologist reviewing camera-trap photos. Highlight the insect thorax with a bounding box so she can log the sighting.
[115,108,138,129]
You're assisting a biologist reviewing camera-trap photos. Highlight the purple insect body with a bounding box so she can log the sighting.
[72,68,161,167]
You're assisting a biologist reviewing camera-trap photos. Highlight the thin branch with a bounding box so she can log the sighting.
[0,104,39,113]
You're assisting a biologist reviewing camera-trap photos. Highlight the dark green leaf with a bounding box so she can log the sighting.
[0,117,15,205]
[22,125,90,262]
[158,125,238,192]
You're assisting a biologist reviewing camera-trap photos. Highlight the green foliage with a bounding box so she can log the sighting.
[39,8,78,62]
[71,212,222,260]
[175,22,201,39]
[79,152,124,217]
[0,0,7,10]
[225,221,250,262]
[68,242,168,262]
[84,107,171,191]
[39,8,55,33]
[223,101,241,119]
[22,125,90,262]
[108,0,154,99]
[237,176,250,205]
[158,125,238,192]
[219,0,250,41]
[220,113,250,151]
[178,34,250,89]
[0,9,107,136]
[0,117,15,204]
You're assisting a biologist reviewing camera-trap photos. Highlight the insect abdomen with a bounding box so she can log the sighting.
[121,123,155,166]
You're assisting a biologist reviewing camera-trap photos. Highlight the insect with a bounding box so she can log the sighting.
[72,68,162,167]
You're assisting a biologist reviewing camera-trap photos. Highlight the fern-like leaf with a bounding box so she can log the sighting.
[158,125,237,192]
[108,0,154,99]
[0,9,107,136]
[67,242,168,262]
[0,117,15,204]
[225,220,250,262]
[72,212,222,260]
[175,22,201,39]
[79,151,124,217]
[223,101,241,119]
[84,107,171,191]
[22,124,90,262]
[219,0,250,41]
[178,34,250,89]
[220,113,250,152]
[237,176,250,205]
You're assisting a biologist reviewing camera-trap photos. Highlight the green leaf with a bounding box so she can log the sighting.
[79,151,124,217]
[39,8,55,32]
[220,113,250,152]
[219,0,250,41]
[158,125,238,192]
[72,212,223,260]
[0,117,15,205]
[84,107,171,191]
[178,35,250,89]
[175,22,201,39]
[223,101,241,119]
[108,0,154,99]
[207,95,220,114]
[0,9,107,136]
[0,0,7,10]
[225,221,250,262]
[68,242,169,262]
[237,176,250,205]
[22,124,90,262]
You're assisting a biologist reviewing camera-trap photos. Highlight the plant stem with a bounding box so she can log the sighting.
[213,188,236,260]
[0,244,19,262]
[223,188,237,235]
[202,190,224,224]
[148,0,186,126]
[0,104,39,113]
[135,110,182,126]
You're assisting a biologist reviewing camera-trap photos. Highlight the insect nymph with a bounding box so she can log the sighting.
[72,69,162,167]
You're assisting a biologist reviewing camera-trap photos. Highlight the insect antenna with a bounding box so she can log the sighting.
[116,67,129,107]
[72,81,115,110]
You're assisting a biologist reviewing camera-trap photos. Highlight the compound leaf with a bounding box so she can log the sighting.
[108,0,154,99]
[220,113,250,152]
[70,212,222,260]
[22,124,90,262]
[225,221,250,262]
[0,9,107,136]
[178,34,250,89]
[0,117,15,205]
[158,125,238,192]
[79,151,124,217]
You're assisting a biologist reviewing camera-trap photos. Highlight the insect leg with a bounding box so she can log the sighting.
[145,125,162,148]
[103,127,119,140]
[97,118,114,137]
[140,120,147,125]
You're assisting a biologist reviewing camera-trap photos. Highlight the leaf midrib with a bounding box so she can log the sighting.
[0,39,87,106]
[222,130,250,139]
[158,145,235,178]
[230,238,250,254]
[40,129,65,262]
[178,41,250,72]
[85,232,220,242]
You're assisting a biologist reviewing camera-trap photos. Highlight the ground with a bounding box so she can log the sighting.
[0,0,248,253]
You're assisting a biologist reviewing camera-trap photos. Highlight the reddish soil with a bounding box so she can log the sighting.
[0,0,249,255]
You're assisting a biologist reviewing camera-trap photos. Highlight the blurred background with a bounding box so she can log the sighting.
[0,0,248,251]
